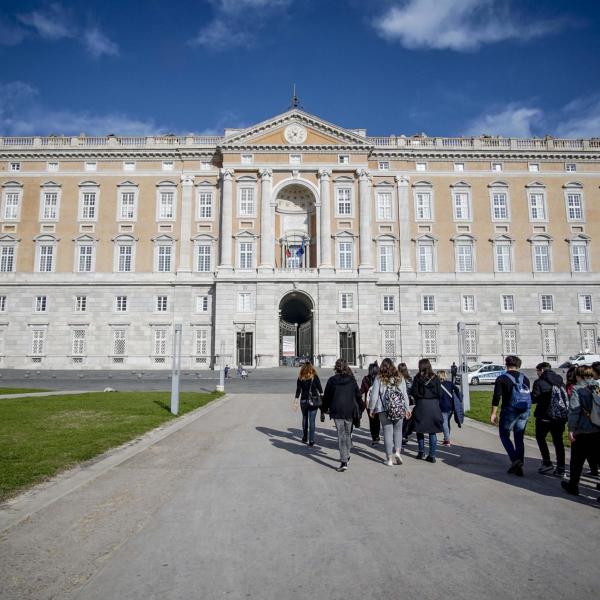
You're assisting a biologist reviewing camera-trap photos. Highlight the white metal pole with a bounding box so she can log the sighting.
[457,322,470,412]
[171,324,182,415]
[217,340,225,392]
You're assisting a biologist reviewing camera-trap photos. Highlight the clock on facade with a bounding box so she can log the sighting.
[284,124,307,144]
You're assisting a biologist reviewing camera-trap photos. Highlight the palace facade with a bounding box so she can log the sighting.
[0,109,599,369]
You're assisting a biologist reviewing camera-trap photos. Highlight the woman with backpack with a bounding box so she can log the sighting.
[294,362,323,447]
[368,358,409,466]
[561,365,600,497]
[438,370,461,447]
[360,361,380,446]
[410,358,443,462]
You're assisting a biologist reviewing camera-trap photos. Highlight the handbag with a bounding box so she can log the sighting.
[307,377,322,408]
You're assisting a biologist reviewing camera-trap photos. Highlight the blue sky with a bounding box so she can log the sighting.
[0,0,599,138]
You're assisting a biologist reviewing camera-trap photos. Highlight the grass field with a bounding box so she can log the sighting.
[0,390,222,502]
[0,388,50,395]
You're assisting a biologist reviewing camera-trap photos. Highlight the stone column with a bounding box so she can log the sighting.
[396,175,412,271]
[258,168,273,269]
[318,168,332,268]
[219,168,234,269]
[357,168,373,270]
[178,175,194,272]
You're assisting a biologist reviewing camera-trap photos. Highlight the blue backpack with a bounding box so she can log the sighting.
[505,372,532,412]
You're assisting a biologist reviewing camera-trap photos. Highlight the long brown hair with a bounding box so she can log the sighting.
[334,358,354,378]
[299,362,317,381]
[418,358,434,378]
[379,357,401,384]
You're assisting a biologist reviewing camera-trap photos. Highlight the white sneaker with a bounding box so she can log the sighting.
[394,452,403,465]
[384,457,393,466]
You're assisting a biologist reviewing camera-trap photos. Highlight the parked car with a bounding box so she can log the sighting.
[466,364,506,385]
[559,353,600,368]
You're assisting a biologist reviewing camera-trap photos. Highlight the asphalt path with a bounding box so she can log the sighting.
[0,391,597,600]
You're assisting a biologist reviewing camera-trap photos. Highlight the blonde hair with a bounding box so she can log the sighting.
[299,362,317,381]
[437,370,447,382]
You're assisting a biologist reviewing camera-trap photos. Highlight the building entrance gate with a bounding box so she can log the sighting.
[279,292,313,366]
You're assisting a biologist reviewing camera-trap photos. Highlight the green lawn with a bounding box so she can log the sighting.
[0,391,222,502]
[0,388,50,395]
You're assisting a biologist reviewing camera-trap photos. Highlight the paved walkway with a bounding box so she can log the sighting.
[0,393,598,600]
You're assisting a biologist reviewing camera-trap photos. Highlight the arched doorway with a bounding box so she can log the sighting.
[279,291,313,366]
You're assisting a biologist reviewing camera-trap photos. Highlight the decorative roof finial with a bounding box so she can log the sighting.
[290,83,300,109]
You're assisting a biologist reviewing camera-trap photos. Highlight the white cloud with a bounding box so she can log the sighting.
[17,3,74,40]
[555,97,600,139]
[83,27,119,58]
[463,104,543,137]
[372,0,564,51]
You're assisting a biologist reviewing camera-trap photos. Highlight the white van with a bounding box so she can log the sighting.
[568,354,600,366]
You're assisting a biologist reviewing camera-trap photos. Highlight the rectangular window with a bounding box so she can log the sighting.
[1,246,15,272]
[571,243,588,272]
[416,162,426,172]
[200,161,211,171]
[418,244,433,272]
[582,328,597,353]
[241,154,253,165]
[338,154,350,164]
[378,161,390,171]
[378,245,393,272]
[35,295,47,312]
[0,296,6,312]
[196,329,208,356]
[157,246,172,272]
[540,294,554,312]
[72,329,86,356]
[501,294,514,312]
[528,163,540,172]
[289,154,302,165]
[453,192,470,220]
[159,191,174,220]
[197,244,211,272]
[542,328,557,355]
[238,242,254,269]
[238,292,252,312]
[579,294,593,312]
[119,191,136,220]
[9,162,21,172]
[162,161,174,171]
[565,163,577,172]
[118,246,132,272]
[196,295,209,312]
[78,245,93,272]
[75,295,87,312]
[154,329,167,356]
[116,296,127,312]
[383,329,396,356]
[376,191,392,220]
[31,330,45,355]
[39,245,54,272]
[113,329,126,355]
[239,187,255,216]
[492,162,503,172]
[123,161,136,171]
[383,295,395,312]
[464,328,477,355]
[47,161,59,172]
[454,163,464,172]
[503,328,517,355]
[4,192,20,220]
[197,191,213,219]
[492,192,508,220]
[338,241,353,270]
[495,244,512,273]
[415,192,432,220]
[42,192,58,220]
[336,188,352,216]
[534,244,550,272]
[156,296,168,312]
[85,161,97,172]
[567,193,583,220]
[340,292,354,310]
[423,328,437,355]
[528,193,546,221]
[422,295,435,312]
[81,192,97,220]
[456,244,473,272]
[462,295,475,312]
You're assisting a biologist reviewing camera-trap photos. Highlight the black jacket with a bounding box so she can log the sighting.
[492,371,531,409]
[410,374,443,434]
[322,374,362,421]
[531,369,564,419]
[295,375,323,402]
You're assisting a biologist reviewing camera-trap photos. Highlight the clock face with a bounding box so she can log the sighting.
[284,124,307,144]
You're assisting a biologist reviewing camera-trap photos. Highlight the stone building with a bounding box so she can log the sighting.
[0,109,598,369]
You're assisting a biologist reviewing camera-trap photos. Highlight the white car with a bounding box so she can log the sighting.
[567,354,600,366]
[467,364,506,385]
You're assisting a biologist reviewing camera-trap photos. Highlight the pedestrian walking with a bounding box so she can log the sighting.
[224,364,229,379]
[531,362,568,476]
[398,362,414,444]
[368,358,410,465]
[561,365,600,499]
[438,370,461,446]
[491,355,531,476]
[294,362,323,447]
[360,361,380,445]
[410,358,443,463]
[322,358,363,472]
[451,362,458,384]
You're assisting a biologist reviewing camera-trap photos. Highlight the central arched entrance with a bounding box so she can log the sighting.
[279,291,313,366]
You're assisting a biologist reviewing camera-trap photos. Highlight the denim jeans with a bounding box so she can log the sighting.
[441,411,452,442]
[417,433,438,457]
[334,419,353,463]
[300,402,317,443]
[499,407,530,463]
[378,412,403,458]
[535,418,566,469]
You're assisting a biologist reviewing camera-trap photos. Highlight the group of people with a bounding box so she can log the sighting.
[294,357,464,472]
[492,356,600,500]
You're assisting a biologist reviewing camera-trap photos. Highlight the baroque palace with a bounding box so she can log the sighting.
[0,109,599,370]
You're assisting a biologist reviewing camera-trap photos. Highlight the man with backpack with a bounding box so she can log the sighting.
[491,355,531,476]
[531,362,568,476]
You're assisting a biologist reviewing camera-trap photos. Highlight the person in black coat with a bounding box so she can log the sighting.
[438,369,461,446]
[410,358,443,463]
[531,362,567,475]
[322,358,362,472]
[360,361,380,445]
[295,362,323,447]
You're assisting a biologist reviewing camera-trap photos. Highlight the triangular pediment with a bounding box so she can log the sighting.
[220,109,371,149]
